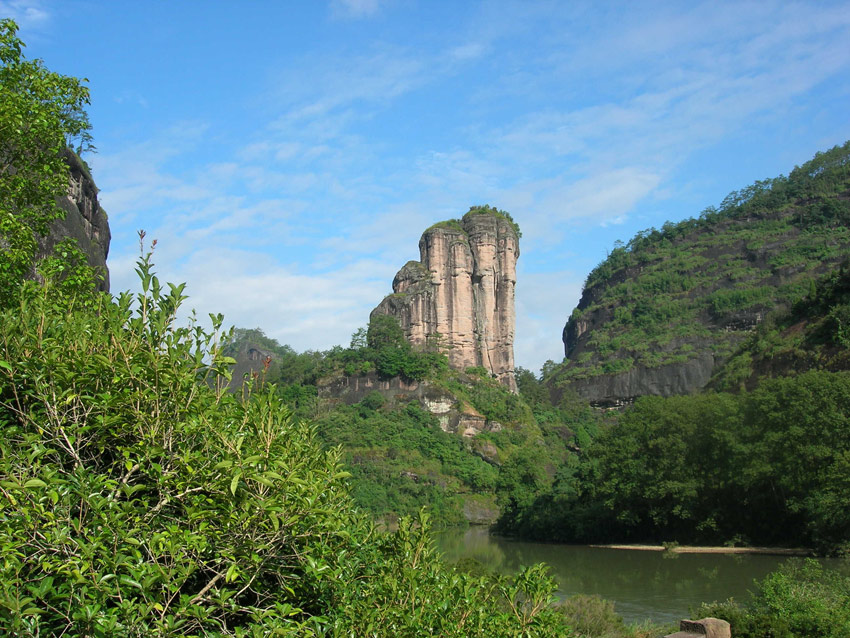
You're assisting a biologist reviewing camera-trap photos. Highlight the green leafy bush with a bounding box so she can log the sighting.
[0,253,577,636]
[696,560,850,638]
[0,254,355,634]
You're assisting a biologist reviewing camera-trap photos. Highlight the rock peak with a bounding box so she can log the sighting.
[372,207,519,391]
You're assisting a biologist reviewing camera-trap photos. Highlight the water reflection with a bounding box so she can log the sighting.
[436,527,846,624]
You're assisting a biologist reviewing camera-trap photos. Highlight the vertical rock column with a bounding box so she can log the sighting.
[465,213,518,391]
[372,211,519,391]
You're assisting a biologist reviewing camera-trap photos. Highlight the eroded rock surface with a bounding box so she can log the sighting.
[35,149,110,290]
[372,211,519,391]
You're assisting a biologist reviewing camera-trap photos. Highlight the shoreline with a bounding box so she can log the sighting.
[588,544,810,556]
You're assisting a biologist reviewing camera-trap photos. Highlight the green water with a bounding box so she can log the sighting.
[436,526,847,625]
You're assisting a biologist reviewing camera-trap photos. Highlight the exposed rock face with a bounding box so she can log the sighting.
[560,352,718,409]
[317,373,505,438]
[372,211,519,391]
[226,340,276,392]
[35,149,110,290]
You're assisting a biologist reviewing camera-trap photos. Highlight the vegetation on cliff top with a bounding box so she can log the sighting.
[464,204,522,238]
[425,204,522,238]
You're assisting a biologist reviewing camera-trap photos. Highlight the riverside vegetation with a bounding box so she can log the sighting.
[2,17,849,637]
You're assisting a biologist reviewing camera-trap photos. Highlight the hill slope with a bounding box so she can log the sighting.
[549,142,850,407]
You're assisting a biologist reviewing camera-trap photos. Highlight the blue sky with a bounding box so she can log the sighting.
[6,0,850,374]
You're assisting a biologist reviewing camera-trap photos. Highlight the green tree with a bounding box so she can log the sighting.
[743,371,850,549]
[366,313,407,349]
[0,19,92,304]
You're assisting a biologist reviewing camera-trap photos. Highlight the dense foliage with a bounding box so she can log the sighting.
[313,397,499,527]
[552,142,850,384]
[0,260,577,635]
[713,262,850,390]
[225,314,447,388]
[498,370,850,554]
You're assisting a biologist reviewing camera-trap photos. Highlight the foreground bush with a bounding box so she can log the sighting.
[0,254,574,636]
[696,559,850,638]
[556,594,665,638]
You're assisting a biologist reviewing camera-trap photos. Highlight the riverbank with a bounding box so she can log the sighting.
[589,544,810,556]
[436,526,837,625]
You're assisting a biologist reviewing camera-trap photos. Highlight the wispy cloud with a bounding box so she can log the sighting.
[0,0,50,27]
[330,0,384,19]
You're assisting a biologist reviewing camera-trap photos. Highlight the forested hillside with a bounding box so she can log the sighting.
[497,143,850,555]
[551,142,850,406]
[222,325,586,528]
[712,263,850,390]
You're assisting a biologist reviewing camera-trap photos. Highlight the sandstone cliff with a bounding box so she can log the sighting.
[34,149,110,290]
[372,208,519,391]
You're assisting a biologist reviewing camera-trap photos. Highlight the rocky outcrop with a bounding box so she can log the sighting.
[34,149,110,290]
[372,209,519,391]
[665,618,730,638]
[317,373,505,438]
[226,340,276,391]
[556,352,718,409]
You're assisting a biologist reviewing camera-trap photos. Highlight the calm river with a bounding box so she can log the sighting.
[436,526,848,625]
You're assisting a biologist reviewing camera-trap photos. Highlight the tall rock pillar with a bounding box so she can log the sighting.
[372,207,519,391]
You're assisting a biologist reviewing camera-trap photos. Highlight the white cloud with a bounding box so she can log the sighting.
[176,248,391,351]
[449,42,486,62]
[270,52,427,132]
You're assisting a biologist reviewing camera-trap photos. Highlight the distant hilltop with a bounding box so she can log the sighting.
[372,206,520,391]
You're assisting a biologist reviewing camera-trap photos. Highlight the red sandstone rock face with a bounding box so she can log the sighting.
[372,212,519,391]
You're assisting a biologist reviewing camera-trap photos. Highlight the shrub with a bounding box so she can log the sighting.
[695,560,850,638]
